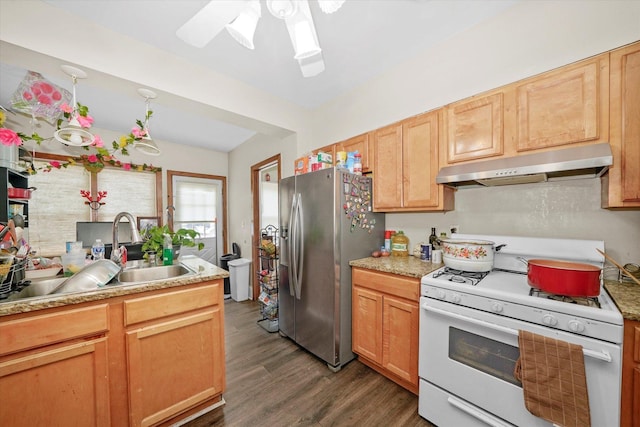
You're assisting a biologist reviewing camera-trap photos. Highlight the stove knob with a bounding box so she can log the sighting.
[436,290,447,300]
[542,314,558,326]
[568,320,585,333]
[451,293,461,303]
[490,302,503,313]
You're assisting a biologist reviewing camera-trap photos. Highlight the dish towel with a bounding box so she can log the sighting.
[514,330,591,427]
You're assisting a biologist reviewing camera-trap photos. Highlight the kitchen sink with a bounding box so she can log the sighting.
[116,264,194,284]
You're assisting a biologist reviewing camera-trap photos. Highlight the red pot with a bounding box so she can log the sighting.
[527,259,602,297]
[7,187,35,199]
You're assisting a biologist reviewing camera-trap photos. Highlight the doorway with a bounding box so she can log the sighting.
[167,170,227,265]
[251,154,281,300]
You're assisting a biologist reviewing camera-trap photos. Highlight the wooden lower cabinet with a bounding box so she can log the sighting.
[352,267,419,394]
[621,319,640,427]
[124,284,225,427]
[0,280,225,427]
[0,305,111,427]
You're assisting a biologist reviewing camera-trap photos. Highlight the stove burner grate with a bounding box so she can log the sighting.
[529,287,601,308]
[433,267,490,286]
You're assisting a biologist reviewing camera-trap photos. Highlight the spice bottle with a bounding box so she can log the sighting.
[391,230,409,257]
[353,153,362,175]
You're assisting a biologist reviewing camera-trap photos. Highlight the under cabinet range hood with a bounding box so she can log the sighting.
[436,142,613,187]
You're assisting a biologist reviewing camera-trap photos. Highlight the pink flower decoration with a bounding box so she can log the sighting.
[49,161,61,169]
[92,134,104,148]
[40,82,53,94]
[131,127,147,138]
[87,154,99,163]
[22,91,33,101]
[60,103,73,114]
[0,128,23,147]
[76,114,94,128]
[123,163,132,171]
[52,91,62,101]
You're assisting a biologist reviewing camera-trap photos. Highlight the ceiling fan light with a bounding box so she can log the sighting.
[226,0,261,49]
[317,0,345,14]
[293,20,322,59]
[267,0,298,19]
[135,135,161,156]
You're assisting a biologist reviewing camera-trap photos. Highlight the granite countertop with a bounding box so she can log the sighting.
[0,256,229,317]
[349,255,443,279]
[350,256,640,322]
[604,279,640,322]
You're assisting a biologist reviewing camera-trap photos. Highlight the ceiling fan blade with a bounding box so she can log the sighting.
[176,0,249,48]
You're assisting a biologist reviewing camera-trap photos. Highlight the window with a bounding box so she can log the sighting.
[28,158,160,256]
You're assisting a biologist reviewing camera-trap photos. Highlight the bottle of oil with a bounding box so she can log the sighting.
[429,228,438,249]
[391,230,409,257]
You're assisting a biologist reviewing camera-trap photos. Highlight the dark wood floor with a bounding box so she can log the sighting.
[183,299,434,427]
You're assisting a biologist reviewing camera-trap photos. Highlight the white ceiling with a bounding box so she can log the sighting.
[0,0,518,153]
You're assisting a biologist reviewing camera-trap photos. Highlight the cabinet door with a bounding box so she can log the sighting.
[337,132,372,172]
[382,295,419,386]
[446,91,504,163]
[126,309,225,427]
[402,112,440,208]
[0,338,110,427]
[372,123,403,210]
[352,286,383,364]
[605,42,640,208]
[516,53,609,152]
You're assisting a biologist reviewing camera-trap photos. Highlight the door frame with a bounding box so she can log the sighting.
[251,154,281,300]
[167,170,228,257]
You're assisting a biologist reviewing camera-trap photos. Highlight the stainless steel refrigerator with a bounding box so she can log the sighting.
[279,167,384,370]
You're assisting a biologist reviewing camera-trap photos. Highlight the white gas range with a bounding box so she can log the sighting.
[418,234,623,427]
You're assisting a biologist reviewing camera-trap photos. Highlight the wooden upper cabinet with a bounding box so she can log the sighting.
[372,122,403,209]
[337,132,372,172]
[402,112,441,209]
[373,113,453,212]
[445,91,505,164]
[604,41,640,208]
[515,53,609,152]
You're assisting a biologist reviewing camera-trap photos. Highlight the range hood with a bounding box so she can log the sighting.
[436,142,613,187]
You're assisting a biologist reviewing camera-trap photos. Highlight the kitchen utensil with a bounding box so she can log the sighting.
[440,238,506,272]
[526,258,601,297]
[597,248,640,286]
[7,187,36,199]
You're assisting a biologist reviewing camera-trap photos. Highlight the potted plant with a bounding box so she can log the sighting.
[141,225,204,262]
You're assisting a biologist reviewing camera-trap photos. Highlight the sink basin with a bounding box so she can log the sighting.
[117,264,193,284]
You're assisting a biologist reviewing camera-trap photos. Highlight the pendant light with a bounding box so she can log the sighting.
[134,88,161,156]
[53,65,95,147]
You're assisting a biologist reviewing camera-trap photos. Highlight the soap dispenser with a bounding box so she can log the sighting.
[163,234,173,265]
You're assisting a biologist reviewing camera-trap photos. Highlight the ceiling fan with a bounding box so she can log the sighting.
[176,0,346,77]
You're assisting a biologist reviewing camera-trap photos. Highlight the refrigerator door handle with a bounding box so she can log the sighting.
[288,193,298,297]
[294,193,304,300]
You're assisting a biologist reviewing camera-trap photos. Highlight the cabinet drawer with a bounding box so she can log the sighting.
[0,304,109,356]
[352,268,419,301]
[124,283,220,326]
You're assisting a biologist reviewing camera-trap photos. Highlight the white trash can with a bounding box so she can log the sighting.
[228,258,251,302]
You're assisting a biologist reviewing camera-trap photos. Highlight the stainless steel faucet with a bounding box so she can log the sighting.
[111,212,144,265]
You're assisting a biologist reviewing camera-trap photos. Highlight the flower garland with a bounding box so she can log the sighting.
[0,103,160,174]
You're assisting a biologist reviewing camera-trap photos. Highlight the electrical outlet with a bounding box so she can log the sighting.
[450,225,460,234]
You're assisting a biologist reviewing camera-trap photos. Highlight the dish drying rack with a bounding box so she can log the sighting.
[0,257,27,294]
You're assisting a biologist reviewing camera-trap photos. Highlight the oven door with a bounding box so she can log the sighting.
[418,296,621,427]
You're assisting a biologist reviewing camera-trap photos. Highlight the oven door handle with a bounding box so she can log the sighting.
[422,304,613,363]
[447,396,515,427]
